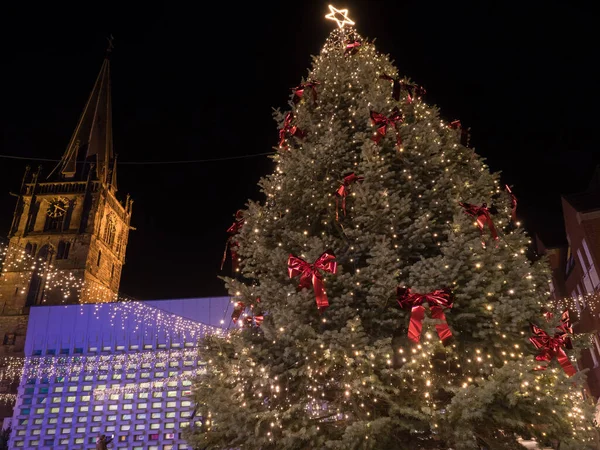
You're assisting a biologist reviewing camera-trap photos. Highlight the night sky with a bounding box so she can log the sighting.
[1,1,597,300]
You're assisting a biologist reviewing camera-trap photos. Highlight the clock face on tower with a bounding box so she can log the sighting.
[46,197,68,218]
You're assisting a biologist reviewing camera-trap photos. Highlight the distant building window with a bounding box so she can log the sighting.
[111,263,116,279]
[25,243,33,256]
[590,336,600,368]
[56,241,71,260]
[97,251,102,267]
[565,247,576,277]
[580,239,600,292]
[3,333,16,345]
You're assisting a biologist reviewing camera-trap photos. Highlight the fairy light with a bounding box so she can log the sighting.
[94,365,206,400]
[2,16,596,447]
[0,348,214,384]
[0,394,17,404]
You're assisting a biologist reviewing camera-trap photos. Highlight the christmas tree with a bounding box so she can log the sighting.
[187,7,597,450]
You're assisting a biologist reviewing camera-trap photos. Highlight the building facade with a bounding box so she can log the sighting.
[0,45,132,418]
[7,297,230,450]
[535,166,600,398]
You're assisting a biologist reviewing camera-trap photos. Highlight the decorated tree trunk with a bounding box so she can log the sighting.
[186,13,597,450]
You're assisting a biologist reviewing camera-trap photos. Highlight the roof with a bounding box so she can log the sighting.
[562,165,600,213]
[47,41,117,191]
[563,190,600,213]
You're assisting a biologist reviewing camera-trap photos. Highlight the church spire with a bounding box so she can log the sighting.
[50,36,116,188]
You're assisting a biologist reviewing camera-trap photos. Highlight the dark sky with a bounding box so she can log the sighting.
[1,1,597,300]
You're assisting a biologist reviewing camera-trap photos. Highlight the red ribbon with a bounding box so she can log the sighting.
[459,202,499,246]
[244,315,264,327]
[288,251,337,312]
[379,74,426,103]
[231,301,245,322]
[396,287,454,344]
[449,120,471,146]
[278,112,305,148]
[344,39,361,55]
[505,185,517,222]
[221,210,245,271]
[370,107,403,147]
[379,74,402,101]
[529,323,576,376]
[292,80,320,105]
[335,172,364,220]
[546,309,573,349]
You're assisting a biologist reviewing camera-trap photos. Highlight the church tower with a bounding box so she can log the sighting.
[0,42,133,357]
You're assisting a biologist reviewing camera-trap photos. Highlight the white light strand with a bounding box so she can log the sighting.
[1,348,210,383]
[93,366,206,400]
[0,394,17,404]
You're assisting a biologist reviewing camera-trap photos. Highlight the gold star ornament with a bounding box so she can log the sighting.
[325,5,355,28]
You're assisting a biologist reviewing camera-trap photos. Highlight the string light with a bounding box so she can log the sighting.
[191,22,597,449]
[0,394,17,404]
[93,366,206,400]
[1,348,211,383]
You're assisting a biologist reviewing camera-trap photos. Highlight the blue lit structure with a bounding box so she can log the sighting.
[8,297,231,450]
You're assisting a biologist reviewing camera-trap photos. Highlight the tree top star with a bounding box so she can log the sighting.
[325,5,355,28]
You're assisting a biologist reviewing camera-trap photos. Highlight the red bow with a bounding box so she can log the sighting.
[221,210,245,271]
[370,107,403,147]
[397,287,454,344]
[546,309,573,349]
[288,251,337,312]
[344,39,361,55]
[529,323,576,376]
[292,80,320,105]
[278,112,305,148]
[379,74,426,103]
[232,298,263,327]
[335,172,364,220]
[459,202,499,247]
[244,315,264,327]
[505,185,517,222]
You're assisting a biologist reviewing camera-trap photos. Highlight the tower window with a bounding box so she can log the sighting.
[25,243,33,255]
[104,217,116,247]
[111,263,115,279]
[116,231,124,256]
[56,241,71,260]
[97,251,102,267]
